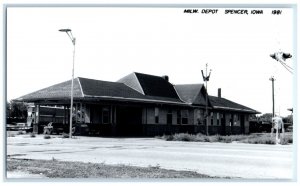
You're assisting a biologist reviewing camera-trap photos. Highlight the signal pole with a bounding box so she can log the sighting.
[269,76,276,141]
[269,76,275,117]
[201,64,212,136]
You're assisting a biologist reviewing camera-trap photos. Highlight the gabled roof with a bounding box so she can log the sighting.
[16,72,259,113]
[79,77,145,99]
[80,77,183,104]
[174,84,258,113]
[209,96,260,114]
[117,72,144,94]
[17,78,83,101]
[17,76,186,105]
[175,84,206,106]
[119,72,180,99]
[134,72,180,99]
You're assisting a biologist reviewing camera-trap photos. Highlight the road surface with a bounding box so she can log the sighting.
[7,135,294,179]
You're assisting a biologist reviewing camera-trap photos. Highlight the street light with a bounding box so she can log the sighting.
[59,28,76,138]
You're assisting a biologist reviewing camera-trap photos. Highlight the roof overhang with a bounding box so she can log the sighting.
[213,106,260,114]
[15,95,189,107]
[83,95,189,106]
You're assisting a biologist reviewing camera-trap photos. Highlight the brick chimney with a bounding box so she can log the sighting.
[162,75,169,82]
[218,88,221,98]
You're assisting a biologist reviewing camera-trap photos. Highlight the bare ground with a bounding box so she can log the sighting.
[7,158,224,179]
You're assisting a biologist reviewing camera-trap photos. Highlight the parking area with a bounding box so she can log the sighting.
[7,134,294,179]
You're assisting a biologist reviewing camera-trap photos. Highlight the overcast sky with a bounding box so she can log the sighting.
[6,6,295,116]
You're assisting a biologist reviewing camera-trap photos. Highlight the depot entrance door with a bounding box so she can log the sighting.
[116,106,143,136]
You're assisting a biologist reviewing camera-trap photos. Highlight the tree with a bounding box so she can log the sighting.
[259,113,273,123]
[6,101,11,117]
[7,101,28,119]
[283,115,293,124]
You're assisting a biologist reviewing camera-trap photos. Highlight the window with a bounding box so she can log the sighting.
[196,109,202,124]
[210,112,214,125]
[155,107,159,124]
[177,110,181,124]
[217,113,220,125]
[181,110,189,124]
[167,109,172,124]
[102,107,110,124]
[230,114,234,126]
[234,114,238,125]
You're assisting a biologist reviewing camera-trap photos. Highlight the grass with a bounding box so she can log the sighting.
[158,133,293,145]
[61,133,69,138]
[7,133,15,137]
[7,158,223,179]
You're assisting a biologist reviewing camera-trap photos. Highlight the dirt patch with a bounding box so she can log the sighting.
[7,158,226,179]
[7,171,46,178]
[28,150,60,153]
[7,154,26,158]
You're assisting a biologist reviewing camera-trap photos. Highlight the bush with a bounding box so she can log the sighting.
[194,133,210,142]
[30,133,36,138]
[280,135,293,145]
[17,131,24,135]
[158,132,293,145]
[160,134,174,141]
[44,135,51,139]
[243,136,276,145]
[173,133,194,141]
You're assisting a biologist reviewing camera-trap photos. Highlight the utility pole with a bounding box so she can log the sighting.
[201,64,211,136]
[269,76,275,117]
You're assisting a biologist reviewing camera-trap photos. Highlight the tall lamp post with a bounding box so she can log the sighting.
[201,64,212,136]
[59,29,76,138]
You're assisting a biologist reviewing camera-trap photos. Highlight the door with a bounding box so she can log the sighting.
[116,106,143,136]
[167,109,172,125]
[240,115,245,134]
[221,113,226,135]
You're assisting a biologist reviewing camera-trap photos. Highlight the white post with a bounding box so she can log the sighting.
[275,121,279,145]
[282,121,285,139]
[59,29,76,139]
[69,42,75,138]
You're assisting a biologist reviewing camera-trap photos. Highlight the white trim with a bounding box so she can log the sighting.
[77,78,85,97]
[122,83,145,95]
[84,94,188,105]
[213,106,256,113]
[173,85,186,103]
[39,114,64,117]
[133,73,145,95]
[118,73,145,95]
[40,105,64,109]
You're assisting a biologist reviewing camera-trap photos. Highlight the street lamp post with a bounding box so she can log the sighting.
[59,29,76,139]
[201,64,212,136]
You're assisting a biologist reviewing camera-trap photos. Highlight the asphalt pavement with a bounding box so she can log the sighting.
[6,135,294,179]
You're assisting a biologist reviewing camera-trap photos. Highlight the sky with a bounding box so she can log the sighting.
[6,6,295,117]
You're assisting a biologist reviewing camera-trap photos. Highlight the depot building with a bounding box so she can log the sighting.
[16,72,259,136]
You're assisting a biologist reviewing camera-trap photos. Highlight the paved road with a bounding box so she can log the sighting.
[7,135,294,179]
